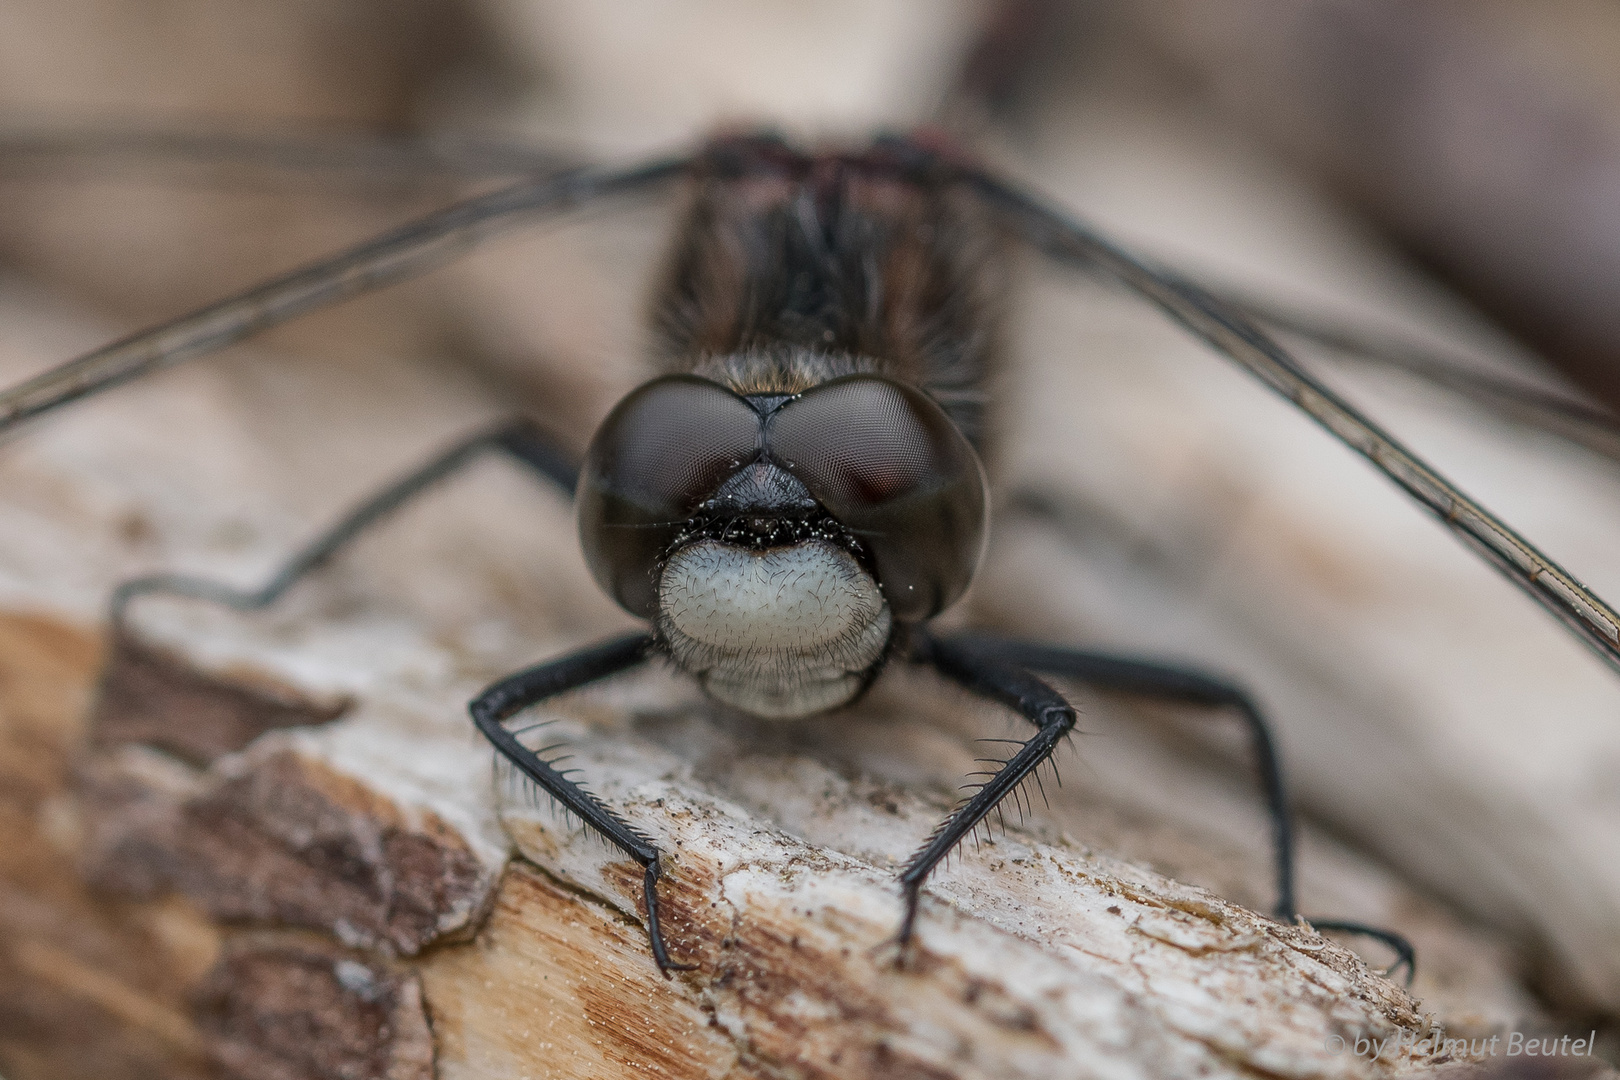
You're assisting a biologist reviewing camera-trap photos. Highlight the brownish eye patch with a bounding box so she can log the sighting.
[767,376,958,512]
[578,372,987,623]
[767,376,987,622]
[576,376,760,616]
[586,375,760,519]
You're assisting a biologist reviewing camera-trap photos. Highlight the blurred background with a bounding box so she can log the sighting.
[2,0,1619,415]
[2,0,1619,1060]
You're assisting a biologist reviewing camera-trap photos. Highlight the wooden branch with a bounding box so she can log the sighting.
[37,610,1453,1079]
[0,264,1552,1077]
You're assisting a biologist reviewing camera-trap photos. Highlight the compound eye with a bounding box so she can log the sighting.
[768,376,987,622]
[578,376,760,617]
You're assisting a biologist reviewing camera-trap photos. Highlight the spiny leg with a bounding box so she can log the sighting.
[112,416,578,627]
[946,632,1297,917]
[938,630,1414,983]
[469,632,697,974]
[897,628,1076,946]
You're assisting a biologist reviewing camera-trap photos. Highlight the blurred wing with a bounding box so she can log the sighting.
[1222,290,1620,465]
[971,168,1620,678]
[0,151,689,435]
[0,124,576,186]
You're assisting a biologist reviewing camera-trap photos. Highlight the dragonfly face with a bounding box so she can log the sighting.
[578,371,988,718]
[570,133,997,718]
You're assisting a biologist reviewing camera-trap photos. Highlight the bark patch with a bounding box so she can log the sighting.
[81,747,494,955]
[193,938,434,1080]
[90,628,347,766]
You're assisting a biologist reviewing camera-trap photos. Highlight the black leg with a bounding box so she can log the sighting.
[1306,921,1415,985]
[111,416,578,626]
[945,632,1297,917]
[899,629,1077,944]
[932,630,1414,983]
[469,632,696,974]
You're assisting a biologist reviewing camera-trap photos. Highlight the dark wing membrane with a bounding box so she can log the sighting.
[969,169,1620,678]
[0,152,691,436]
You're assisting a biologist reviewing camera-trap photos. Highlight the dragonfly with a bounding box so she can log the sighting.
[4,119,1618,980]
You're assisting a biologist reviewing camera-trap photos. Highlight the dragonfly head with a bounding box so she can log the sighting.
[576,373,988,718]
